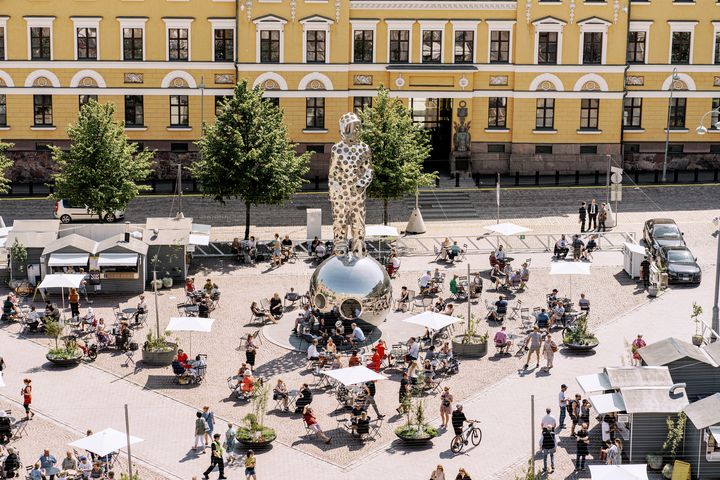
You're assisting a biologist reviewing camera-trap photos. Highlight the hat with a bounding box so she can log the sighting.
[244,369,252,376]
[561,384,567,388]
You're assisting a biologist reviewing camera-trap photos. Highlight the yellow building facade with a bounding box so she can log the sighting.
[1,0,719,180]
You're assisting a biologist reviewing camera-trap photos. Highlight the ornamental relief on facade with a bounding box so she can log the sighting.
[538,80,555,91]
[262,79,280,90]
[714,77,720,87]
[625,75,644,86]
[79,77,98,88]
[308,79,325,90]
[171,77,188,88]
[214,74,234,84]
[353,75,373,86]
[124,73,144,84]
[581,81,599,91]
[32,77,51,87]
[489,76,508,86]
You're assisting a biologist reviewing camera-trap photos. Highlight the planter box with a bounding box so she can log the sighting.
[394,432,437,446]
[563,340,599,353]
[141,343,178,366]
[646,454,664,470]
[692,335,704,346]
[238,435,276,449]
[452,335,488,358]
[46,353,83,367]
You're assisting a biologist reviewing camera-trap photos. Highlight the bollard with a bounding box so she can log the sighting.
[515,171,520,186]
[455,172,460,187]
[594,170,599,185]
[694,169,699,183]
[634,171,639,184]
[575,171,580,185]
[314,175,320,190]
[535,171,540,185]
[555,171,560,185]
[673,170,679,183]
[654,171,659,183]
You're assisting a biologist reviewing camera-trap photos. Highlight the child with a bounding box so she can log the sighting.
[225,423,237,464]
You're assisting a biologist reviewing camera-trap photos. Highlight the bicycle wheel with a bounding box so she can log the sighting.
[471,427,482,446]
[450,435,464,454]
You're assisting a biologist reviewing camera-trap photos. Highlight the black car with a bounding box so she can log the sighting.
[643,218,685,254]
[658,246,701,284]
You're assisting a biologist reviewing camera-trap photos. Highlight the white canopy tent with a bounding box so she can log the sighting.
[37,273,88,309]
[69,427,143,457]
[589,465,648,480]
[166,316,215,356]
[549,262,591,299]
[402,311,463,332]
[365,225,400,238]
[485,223,531,237]
[323,366,387,386]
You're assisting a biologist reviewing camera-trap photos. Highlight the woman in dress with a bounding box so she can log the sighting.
[430,465,446,480]
[542,334,557,371]
[439,387,453,429]
[21,378,33,420]
[631,334,646,366]
[245,335,257,367]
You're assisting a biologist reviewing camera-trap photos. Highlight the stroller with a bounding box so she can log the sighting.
[445,356,460,375]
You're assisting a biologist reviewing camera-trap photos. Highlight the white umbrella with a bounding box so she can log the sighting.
[69,427,143,457]
[165,316,215,356]
[549,262,591,300]
[365,225,400,238]
[403,311,463,332]
[324,366,387,386]
[589,465,648,480]
[485,223,531,236]
[37,273,87,310]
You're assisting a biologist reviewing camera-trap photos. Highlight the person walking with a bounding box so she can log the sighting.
[245,336,257,368]
[430,464,446,480]
[578,202,587,233]
[69,288,80,319]
[607,438,623,465]
[193,412,208,453]
[588,199,598,230]
[397,372,410,414]
[224,423,237,465]
[21,378,33,420]
[202,433,227,479]
[640,256,651,288]
[569,394,582,438]
[363,380,384,419]
[575,423,590,472]
[558,384,568,429]
[243,450,256,480]
[542,334,557,371]
[454,468,472,480]
[540,426,556,473]
[598,202,608,232]
[440,387,453,429]
[202,406,215,447]
[523,326,543,370]
[631,334,646,366]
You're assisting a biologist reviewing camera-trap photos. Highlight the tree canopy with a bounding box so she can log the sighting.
[359,87,436,224]
[51,101,153,220]
[0,141,13,194]
[192,80,310,239]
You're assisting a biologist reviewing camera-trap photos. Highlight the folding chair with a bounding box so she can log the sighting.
[364,418,383,441]
[412,296,432,312]
[433,245,444,262]
[508,299,523,321]
[240,329,263,350]
[457,244,468,263]
[135,312,148,328]
[425,376,443,395]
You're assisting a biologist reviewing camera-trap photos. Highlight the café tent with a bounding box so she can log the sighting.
[589,465,648,480]
[165,316,215,356]
[69,428,143,457]
[485,223,531,236]
[37,273,88,309]
[403,311,463,332]
[324,366,387,386]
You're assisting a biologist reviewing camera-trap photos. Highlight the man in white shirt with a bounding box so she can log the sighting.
[558,384,568,429]
[406,337,420,361]
[495,245,506,261]
[348,323,365,347]
[307,340,320,361]
[188,355,207,378]
[541,407,557,430]
[418,271,432,294]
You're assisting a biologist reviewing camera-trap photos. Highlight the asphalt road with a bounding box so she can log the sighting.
[0,184,718,227]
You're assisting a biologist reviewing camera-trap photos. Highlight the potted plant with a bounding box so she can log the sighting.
[451,314,489,358]
[236,384,276,447]
[562,314,599,353]
[140,331,177,366]
[646,452,664,471]
[45,322,83,366]
[162,271,174,289]
[661,412,686,479]
[394,398,438,446]
[691,303,704,346]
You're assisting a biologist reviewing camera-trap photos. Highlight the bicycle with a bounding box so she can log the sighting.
[450,421,482,454]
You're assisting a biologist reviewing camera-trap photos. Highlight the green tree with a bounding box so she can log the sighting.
[51,101,153,221]
[0,141,13,194]
[192,80,310,239]
[359,87,436,225]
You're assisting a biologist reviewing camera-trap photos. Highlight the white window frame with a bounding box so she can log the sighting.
[118,17,148,61]
[450,20,479,64]
[668,21,697,65]
[350,19,378,64]
[712,21,720,65]
[0,17,8,61]
[577,18,610,65]
[71,17,101,61]
[25,16,55,61]
[163,18,194,62]
[419,20,447,64]
[208,18,235,63]
[254,15,287,63]
[628,21,652,64]
[486,19,515,64]
[532,17,565,65]
[385,19,414,64]
[301,16,333,64]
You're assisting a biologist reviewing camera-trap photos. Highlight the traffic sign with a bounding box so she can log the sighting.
[611,172,623,183]
[610,184,623,202]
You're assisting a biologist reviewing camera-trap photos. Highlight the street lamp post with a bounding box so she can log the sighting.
[662,67,680,183]
[199,75,205,128]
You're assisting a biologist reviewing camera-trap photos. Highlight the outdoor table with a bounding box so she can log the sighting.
[43,467,60,476]
[122,308,137,315]
[502,256,515,263]
[184,305,199,314]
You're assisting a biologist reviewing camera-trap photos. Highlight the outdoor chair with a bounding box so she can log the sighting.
[412,295,432,312]
[250,309,267,325]
[240,329,262,350]
[456,244,468,263]
[433,245,444,263]
[508,300,523,321]
[134,312,148,329]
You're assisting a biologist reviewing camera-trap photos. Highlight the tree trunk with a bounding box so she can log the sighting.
[244,202,251,240]
[383,199,389,225]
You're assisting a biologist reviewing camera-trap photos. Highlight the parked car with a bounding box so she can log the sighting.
[643,218,685,254]
[658,246,702,284]
[54,199,125,224]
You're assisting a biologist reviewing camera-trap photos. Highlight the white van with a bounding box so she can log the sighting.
[53,199,125,223]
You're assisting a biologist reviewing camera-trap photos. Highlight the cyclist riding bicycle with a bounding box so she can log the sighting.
[451,404,476,435]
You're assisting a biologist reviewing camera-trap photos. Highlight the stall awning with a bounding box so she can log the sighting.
[577,373,612,394]
[97,253,138,267]
[48,253,90,267]
[588,393,627,414]
[189,234,210,246]
[709,426,720,442]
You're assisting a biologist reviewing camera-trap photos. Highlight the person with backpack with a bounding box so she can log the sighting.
[539,426,556,473]
[569,394,582,438]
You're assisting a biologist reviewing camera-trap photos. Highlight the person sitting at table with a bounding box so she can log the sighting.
[347,322,366,347]
[431,296,445,314]
[444,304,455,316]
[348,350,362,367]
[509,269,522,288]
[231,237,242,258]
[239,369,254,399]
[281,235,294,261]
[395,286,410,312]
[578,293,590,313]
[547,289,559,309]
[187,354,207,379]
[3,447,20,478]
[2,295,17,320]
[307,339,320,363]
[554,235,569,259]
[61,451,77,471]
[330,354,343,369]
[519,263,530,289]
[44,302,61,323]
[572,235,585,261]
[536,309,550,330]
[89,462,104,479]
[418,270,432,295]
[198,298,210,319]
[449,275,462,298]
[295,383,313,414]
[423,359,435,388]
[185,277,195,294]
[406,337,420,363]
[251,301,275,325]
[310,236,321,254]
[269,293,283,319]
[325,337,337,356]
[38,449,57,476]
[470,273,483,296]
[501,262,514,287]
[26,306,42,332]
[354,411,371,438]
[550,302,565,329]
[28,463,43,480]
[495,245,507,264]
[489,264,505,291]
[177,348,190,368]
[76,456,92,479]
[273,379,290,411]
[421,327,432,343]
[488,295,508,323]
[585,236,598,256]
[202,278,212,293]
[302,406,331,444]
[131,295,147,325]
[448,241,461,261]
[314,242,327,260]
[115,322,131,350]
[494,326,513,354]
[439,237,452,260]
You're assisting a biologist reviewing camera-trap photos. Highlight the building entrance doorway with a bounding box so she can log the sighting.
[410,98,453,173]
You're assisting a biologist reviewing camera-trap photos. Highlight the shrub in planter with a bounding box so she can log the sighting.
[451,314,489,358]
[236,385,276,446]
[141,331,177,366]
[45,323,82,364]
[394,398,438,444]
[562,314,599,351]
[661,413,686,478]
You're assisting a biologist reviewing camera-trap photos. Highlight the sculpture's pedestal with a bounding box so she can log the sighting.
[451,152,471,176]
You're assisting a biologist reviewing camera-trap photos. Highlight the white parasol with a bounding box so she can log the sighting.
[69,428,143,457]
[403,311,463,332]
[323,366,387,386]
[165,316,215,356]
[549,262,591,299]
[37,273,87,309]
[485,223,531,236]
[589,465,648,480]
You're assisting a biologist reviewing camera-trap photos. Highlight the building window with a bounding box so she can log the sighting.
[265,97,280,108]
[215,95,231,116]
[669,97,686,129]
[33,95,53,126]
[125,95,144,126]
[30,27,51,60]
[123,28,143,61]
[711,98,720,130]
[537,31,558,64]
[535,98,555,130]
[627,31,646,64]
[582,32,603,64]
[79,95,97,109]
[715,33,720,64]
[353,97,372,115]
[487,97,507,129]
[489,30,510,63]
[170,142,189,153]
[623,97,642,128]
[0,28,5,61]
[170,95,189,127]
[668,143,684,155]
[306,30,326,63]
[260,30,280,63]
[0,95,6,126]
[214,29,234,61]
[454,30,474,64]
[353,30,373,63]
[168,28,189,61]
[306,145,324,154]
[535,145,553,154]
[580,98,599,130]
[77,27,97,60]
[422,30,442,63]
[671,31,691,64]
[579,145,597,155]
[306,98,325,129]
[389,30,410,63]
[487,144,505,153]
[624,143,640,154]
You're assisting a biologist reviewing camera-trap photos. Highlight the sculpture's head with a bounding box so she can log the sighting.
[339,112,362,143]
